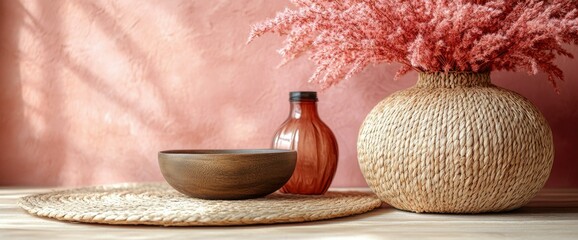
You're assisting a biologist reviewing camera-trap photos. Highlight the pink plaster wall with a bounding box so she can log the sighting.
[0,0,577,187]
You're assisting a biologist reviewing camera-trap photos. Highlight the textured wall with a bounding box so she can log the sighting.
[0,0,577,187]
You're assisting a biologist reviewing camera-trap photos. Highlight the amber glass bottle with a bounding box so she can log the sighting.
[272,91,338,195]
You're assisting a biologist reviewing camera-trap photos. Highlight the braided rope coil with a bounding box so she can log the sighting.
[18,183,382,226]
[357,72,554,213]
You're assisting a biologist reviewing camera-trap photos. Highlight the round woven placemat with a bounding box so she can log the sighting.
[18,183,382,226]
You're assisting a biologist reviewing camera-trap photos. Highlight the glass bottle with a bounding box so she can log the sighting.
[272,91,338,195]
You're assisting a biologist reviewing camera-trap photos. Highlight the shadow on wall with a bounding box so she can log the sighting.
[0,1,168,185]
[0,2,21,182]
[0,1,63,185]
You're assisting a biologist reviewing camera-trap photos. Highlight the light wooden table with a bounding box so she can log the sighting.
[1,187,577,240]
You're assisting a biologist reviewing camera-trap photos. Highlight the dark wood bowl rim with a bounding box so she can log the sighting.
[159,149,296,156]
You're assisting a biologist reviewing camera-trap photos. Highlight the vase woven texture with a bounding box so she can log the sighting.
[357,72,554,213]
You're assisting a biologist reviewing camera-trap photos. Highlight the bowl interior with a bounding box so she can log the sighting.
[159,149,295,155]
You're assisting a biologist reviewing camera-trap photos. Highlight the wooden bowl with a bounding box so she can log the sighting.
[158,149,297,200]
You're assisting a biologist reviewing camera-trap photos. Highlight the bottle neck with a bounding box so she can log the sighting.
[289,101,319,119]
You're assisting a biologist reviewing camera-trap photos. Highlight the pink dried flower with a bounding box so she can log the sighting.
[248,0,578,89]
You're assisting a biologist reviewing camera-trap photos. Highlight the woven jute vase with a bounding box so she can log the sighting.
[357,72,554,213]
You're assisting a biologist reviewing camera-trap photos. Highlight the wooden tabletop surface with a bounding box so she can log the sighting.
[1,187,577,239]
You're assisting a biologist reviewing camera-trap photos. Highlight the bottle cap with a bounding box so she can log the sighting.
[290,91,318,102]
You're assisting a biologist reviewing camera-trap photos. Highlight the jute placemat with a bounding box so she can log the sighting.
[18,183,382,226]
